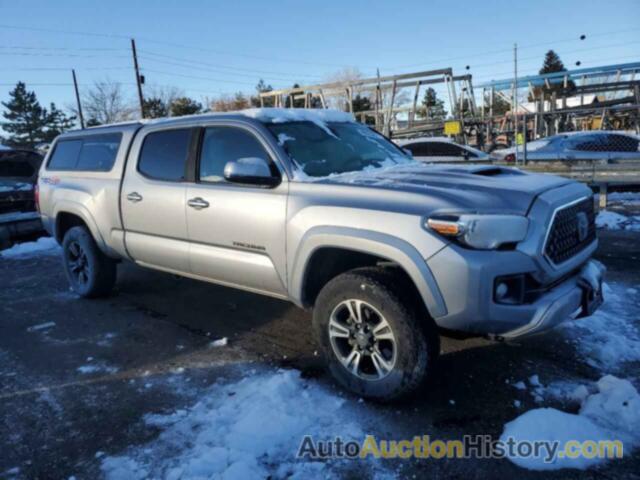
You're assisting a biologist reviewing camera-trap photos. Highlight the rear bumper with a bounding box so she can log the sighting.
[0,211,43,246]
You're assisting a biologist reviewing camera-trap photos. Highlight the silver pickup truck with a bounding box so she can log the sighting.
[37,109,604,400]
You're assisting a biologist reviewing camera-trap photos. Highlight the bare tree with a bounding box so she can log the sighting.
[81,79,136,125]
[209,92,251,112]
[144,84,184,113]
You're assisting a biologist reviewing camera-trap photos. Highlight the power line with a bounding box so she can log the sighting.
[139,55,321,85]
[140,50,324,80]
[141,68,269,87]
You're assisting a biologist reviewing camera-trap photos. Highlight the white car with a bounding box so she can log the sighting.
[396,137,490,163]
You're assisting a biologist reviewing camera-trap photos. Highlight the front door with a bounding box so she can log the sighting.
[121,127,194,273]
[186,124,288,297]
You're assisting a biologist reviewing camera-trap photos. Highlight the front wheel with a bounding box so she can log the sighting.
[62,226,117,298]
[313,267,439,401]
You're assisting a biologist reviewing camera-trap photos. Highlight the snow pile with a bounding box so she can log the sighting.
[596,211,627,229]
[1,237,60,258]
[595,211,640,231]
[101,369,387,480]
[562,283,640,371]
[501,375,640,471]
[607,191,640,205]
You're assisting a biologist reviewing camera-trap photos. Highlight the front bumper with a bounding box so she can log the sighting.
[500,259,605,339]
[426,243,605,339]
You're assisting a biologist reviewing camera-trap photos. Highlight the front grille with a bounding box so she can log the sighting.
[544,197,596,265]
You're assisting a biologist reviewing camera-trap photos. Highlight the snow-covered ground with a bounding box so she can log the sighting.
[561,282,640,371]
[596,210,640,231]
[502,375,640,470]
[0,237,60,258]
[101,369,392,480]
[501,281,640,471]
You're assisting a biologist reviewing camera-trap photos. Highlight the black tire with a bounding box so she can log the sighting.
[313,267,439,402]
[62,226,116,298]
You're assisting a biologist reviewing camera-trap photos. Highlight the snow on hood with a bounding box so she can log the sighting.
[310,162,571,215]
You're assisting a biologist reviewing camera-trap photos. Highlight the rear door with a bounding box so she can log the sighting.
[121,127,195,273]
[185,123,288,297]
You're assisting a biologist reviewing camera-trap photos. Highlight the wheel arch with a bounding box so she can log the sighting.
[54,202,106,251]
[290,226,447,318]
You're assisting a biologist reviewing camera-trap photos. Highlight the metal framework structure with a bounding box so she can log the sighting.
[258,61,640,144]
[258,68,476,136]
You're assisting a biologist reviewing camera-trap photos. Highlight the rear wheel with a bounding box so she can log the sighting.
[313,267,439,401]
[62,226,116,298]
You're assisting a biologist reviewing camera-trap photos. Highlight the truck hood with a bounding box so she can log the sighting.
[316,163,573,215]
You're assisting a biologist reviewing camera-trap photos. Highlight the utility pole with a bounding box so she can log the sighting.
[71,69,85,129]
[513,43,519,164]
[131,38,145,118]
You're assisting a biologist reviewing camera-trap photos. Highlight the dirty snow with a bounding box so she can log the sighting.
[502,375,640,471]
[101,369,389,480]
[208,337,228,348]
[1,237,60,258]
[562,282,640,371]
[595,210,640,231]
[26,321,56,332]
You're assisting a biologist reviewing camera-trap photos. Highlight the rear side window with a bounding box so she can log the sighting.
[138,129,192,181]
[48,134,121,171]
[405,142,432,157]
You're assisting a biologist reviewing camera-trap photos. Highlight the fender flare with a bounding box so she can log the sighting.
[53,201,107,252]
[289,226,447,318]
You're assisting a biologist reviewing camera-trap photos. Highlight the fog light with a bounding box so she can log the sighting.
[495,282,509,300]
[494,275,526,304]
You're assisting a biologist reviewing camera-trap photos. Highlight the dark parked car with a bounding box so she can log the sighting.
[491,131,640,163]
[0,146,44,247]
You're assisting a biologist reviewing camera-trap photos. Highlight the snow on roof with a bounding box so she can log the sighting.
[395,136,454,145]
[240,108,355,124]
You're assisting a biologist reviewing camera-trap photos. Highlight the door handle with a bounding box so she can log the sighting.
[126,192,143,203]
[187,197,210,210]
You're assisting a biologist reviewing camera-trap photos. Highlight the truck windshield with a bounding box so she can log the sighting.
[266,121,412,178]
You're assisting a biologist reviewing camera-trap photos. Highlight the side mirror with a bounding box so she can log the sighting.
[463,151,470,160]
[223,157,280,187]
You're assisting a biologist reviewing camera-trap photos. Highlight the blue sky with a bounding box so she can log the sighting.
[1,0,639,113]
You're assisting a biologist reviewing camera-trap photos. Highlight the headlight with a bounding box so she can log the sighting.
[426,214,529,250]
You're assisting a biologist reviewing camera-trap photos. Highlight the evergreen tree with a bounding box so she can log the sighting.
[1,82,49,148]
[142,97,168,118]
[539,50,566,75]
[252,79,274,107]
[530,50,575,101]
[169,97,202,117]
[421,88,447,120]
[44,103,76,142]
